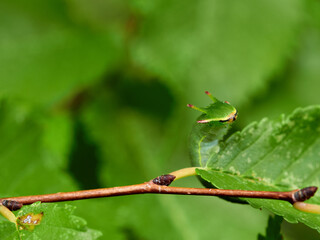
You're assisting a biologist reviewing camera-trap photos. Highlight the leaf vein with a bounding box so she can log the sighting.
[242,126,297,175]
[223,124,270,169]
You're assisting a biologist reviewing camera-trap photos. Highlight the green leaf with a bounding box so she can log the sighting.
[0,100,75,198]
[290,26,320,106]
[0,0,122,106]
[258,215,283,240]
[0,101,101,238]
[237,1,320,127]
[42,113,74,169]
[1,202,101,240]
[130,0,303,105]
[0,221,19,240]
[196,106,320,232]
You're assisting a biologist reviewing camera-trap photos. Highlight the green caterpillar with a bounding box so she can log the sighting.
[188,91,237,168]
[188,91,245,204]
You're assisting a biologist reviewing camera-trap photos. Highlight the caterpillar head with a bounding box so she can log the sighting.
[187,91,237,124]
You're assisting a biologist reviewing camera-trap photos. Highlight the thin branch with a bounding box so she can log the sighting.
[0,178,317,209]
[0,166,318,214]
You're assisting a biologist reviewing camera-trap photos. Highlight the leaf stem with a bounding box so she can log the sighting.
[169,167,199,180]
[293,202,320,214]
[0,204,17,224]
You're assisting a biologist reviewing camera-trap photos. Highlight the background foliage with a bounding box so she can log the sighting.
[1,0,320,239]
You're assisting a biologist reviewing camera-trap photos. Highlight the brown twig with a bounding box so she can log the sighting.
[0,176,317,211]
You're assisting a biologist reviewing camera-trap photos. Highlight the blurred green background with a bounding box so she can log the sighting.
[1,0,320,239]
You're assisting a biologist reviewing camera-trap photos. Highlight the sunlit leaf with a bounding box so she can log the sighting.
[1,202,101,239]
[196,106,320,231]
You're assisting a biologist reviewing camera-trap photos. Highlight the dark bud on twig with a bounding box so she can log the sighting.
[2,200,23,211]
[293,186,318,202]
[152,175,176,186]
